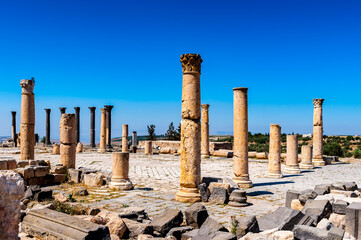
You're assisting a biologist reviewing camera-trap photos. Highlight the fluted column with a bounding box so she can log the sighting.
[105,105,114,149]
[98,108,107,153]
[74,107,80,143]
[313,99,325,166]
[20,79,35,160]
[11,111,17,147]
[201,104,210,158]
[122,124,129,152]
[265,124,283,178]
[60,114,76,168]
[300,145,314,169]
[59,107,66,115]
[175,54,202,203]
[89,107,96,148]
[110,152,133,190]
[284,135,301,174]
[233,87,252,188]
[44,109,51,145]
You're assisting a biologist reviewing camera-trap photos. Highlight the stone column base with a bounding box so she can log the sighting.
[299,163,314,169]
[175,187,201,203]
[233,177,253,188]
[110,179,133,190]
[201,154,210,159]
[264,171,283,179]
[283,166,301,174]
[98,149,106,153]
[313,159,325,166]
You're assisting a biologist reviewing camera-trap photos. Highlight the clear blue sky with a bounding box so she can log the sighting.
[1,0,360,142]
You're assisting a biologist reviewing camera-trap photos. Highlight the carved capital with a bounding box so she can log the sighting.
[44,109,51,113]
[201,104,209,110]
[20,79,35,94]
[100,108,107,113]
[313,99,324,108]
[104,105,114,112]
[180,54,202,74]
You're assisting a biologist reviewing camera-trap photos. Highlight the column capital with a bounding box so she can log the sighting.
[180,54,202,74]
[11,111,16,115]
[233,87,248,92]
[20,79,35,94]
[104,105,114,111]
[74,107,80,112]
[100,108,107,113]
[44,108,51,113]
[88,107,96,111]
[201,104,210,110]
[59,107,66,111]
[313,99,324,108]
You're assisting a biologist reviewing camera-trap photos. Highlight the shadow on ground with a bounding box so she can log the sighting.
[253,181,294,187]
[247,191,274,196]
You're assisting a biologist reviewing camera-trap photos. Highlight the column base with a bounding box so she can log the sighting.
[264,171,283,179]
[228,201,248,207]
[98,149,107,153]
[110,179,133,190]
[299,163,314,169]
[233,177,253,188]
[201,154,210,159]
[283,166,301,174]
[175,187,201,203]
[313,159,325,166]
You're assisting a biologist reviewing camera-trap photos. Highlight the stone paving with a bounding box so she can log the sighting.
[3,147,361,228]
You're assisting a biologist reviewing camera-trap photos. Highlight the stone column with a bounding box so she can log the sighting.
[74,107,80,143]
[110,152,133,190]
[59,107,66,115]
[265,124,283,178]
[300,145,314,169]
[89,107,96,148]
[284,135,301,174]
[60,114,76,168]
[105,105,114,149]
[201,104,210,158]
[45,109,51,145]
[20,79,35,160]
[144,141,152,155]
[132,131,137,153]
[0,171,24,239]
[175,53,202,203]
[313,99,325,166]
[76,142,83,153]
[11,111,17,147]
[98,108,107,153]
[53,143,60,155]
[233,87,253,188]
[122,124,129,152]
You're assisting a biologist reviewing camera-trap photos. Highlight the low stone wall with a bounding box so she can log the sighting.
[139,140,180,149]
[210,142,232,151]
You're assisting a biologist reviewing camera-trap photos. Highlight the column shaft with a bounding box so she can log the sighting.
[313,99,325,166]
[284,135,301,174]
[99,108,107,152]
[201,104,210,158]
[265,124,283,178]
[300,145,314,169]
[11,111,17,147]
[60,114,76,168]
[45,109,51,145]
[74,107,80,143]
[122,124,129,152]
[105,105,113,148]
[89,107,96,148]
[110,152,132,190]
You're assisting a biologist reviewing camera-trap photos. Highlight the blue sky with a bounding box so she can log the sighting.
[1,0,360,142]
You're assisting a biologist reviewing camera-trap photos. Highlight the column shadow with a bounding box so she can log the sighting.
[247,191,274,196]
[253,181,294,187]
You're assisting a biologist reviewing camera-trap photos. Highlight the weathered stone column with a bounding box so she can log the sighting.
[105,105,114,149]
[45,109,51,145]
[132,131,137,153]
[0,171,24,239]
[74,107,80,143]
[144,141,152,155]
[122,124,129,152]
[59,107,66,115]
[98,108,107,153]
[201,104,210,158]
[300,145,314,169]
[53,143,60,155]
[89,107,96,148]
[110,152,133,190]
[233,87,253,188]
[175,53,202,203]
[76,142,83,153]
[265,124,283,178]
[20,79,35,160]
[313,99,325,166]
[284,135,301,174]
[11,111,17,147]
[60,114,76,168]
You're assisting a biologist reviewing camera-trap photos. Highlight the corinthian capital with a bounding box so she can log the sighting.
[313,99,324,108]
[180,54,202,74]
[20,79,35,94]
[201,104,210,110]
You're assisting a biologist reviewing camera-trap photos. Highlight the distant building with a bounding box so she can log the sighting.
[302,134,312,138]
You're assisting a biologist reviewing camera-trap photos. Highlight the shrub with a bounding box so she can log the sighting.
[354,148,361,159]
[323,142,343,157]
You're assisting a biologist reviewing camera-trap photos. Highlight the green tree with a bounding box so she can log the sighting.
[147,125,156,140]
[323,142,343,157]
[175,123,181,140]
[165,122,177,140]
[354,148,361,159]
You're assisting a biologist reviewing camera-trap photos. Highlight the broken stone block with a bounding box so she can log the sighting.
[33,187,52,201]
[197,217,228,236]
[298,189,318,204]
[273,230,294,240]
[329,213,346,230]
[151,209,183,235]
[223,177,240,191]
[166,226,193,239]
[208,182,231,193]
[53,173,66,184]
[123,218,153,239]
[123,207,149,222]
[314,184,331,195]
[7,159,17,170]
[34,166,50,177]
[68,168,82,183]
[345,202,361,239]
[107,216,128,239]
[344,182,358,191]
[331,182,346,191]
[15,166,35,179]
[22,208,110,239]
[51,164,67,174]
[235,215,259,238]
[184,203,209,229]
[293,225,329,240]
[74,187,89,196]
[87,207,101,216]
[208,187,229,204]
[285,190,300,207]
[291,199,304,211]
[0,159,8,170]
[211,231,237,240]
[301,200,332,223]
[198,183,210,202]
[17,160,29,168]
[228,190,248,207]
[84,173,104,187]
[333,200,349,215]
[201,177,223,187]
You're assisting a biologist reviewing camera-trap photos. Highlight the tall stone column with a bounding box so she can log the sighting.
[313,99,325,166]
[284,135,301,174]
[175,53,202,203]
[122,124,129,152]
[132,131,137,153]
[44,109,51,145]
[20,79,35,160]
[265,124,283,178]
[98,108,107,153]
[233,87,253,188]
[60,114,76,168]
[11,111,17,147]
[110,152,133,190]
[105,105,114,149]
[74,107,80,143]
[59,107,66,115]
[201,104,210,158]
[89,107,96,148]
[300,145,314,169]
